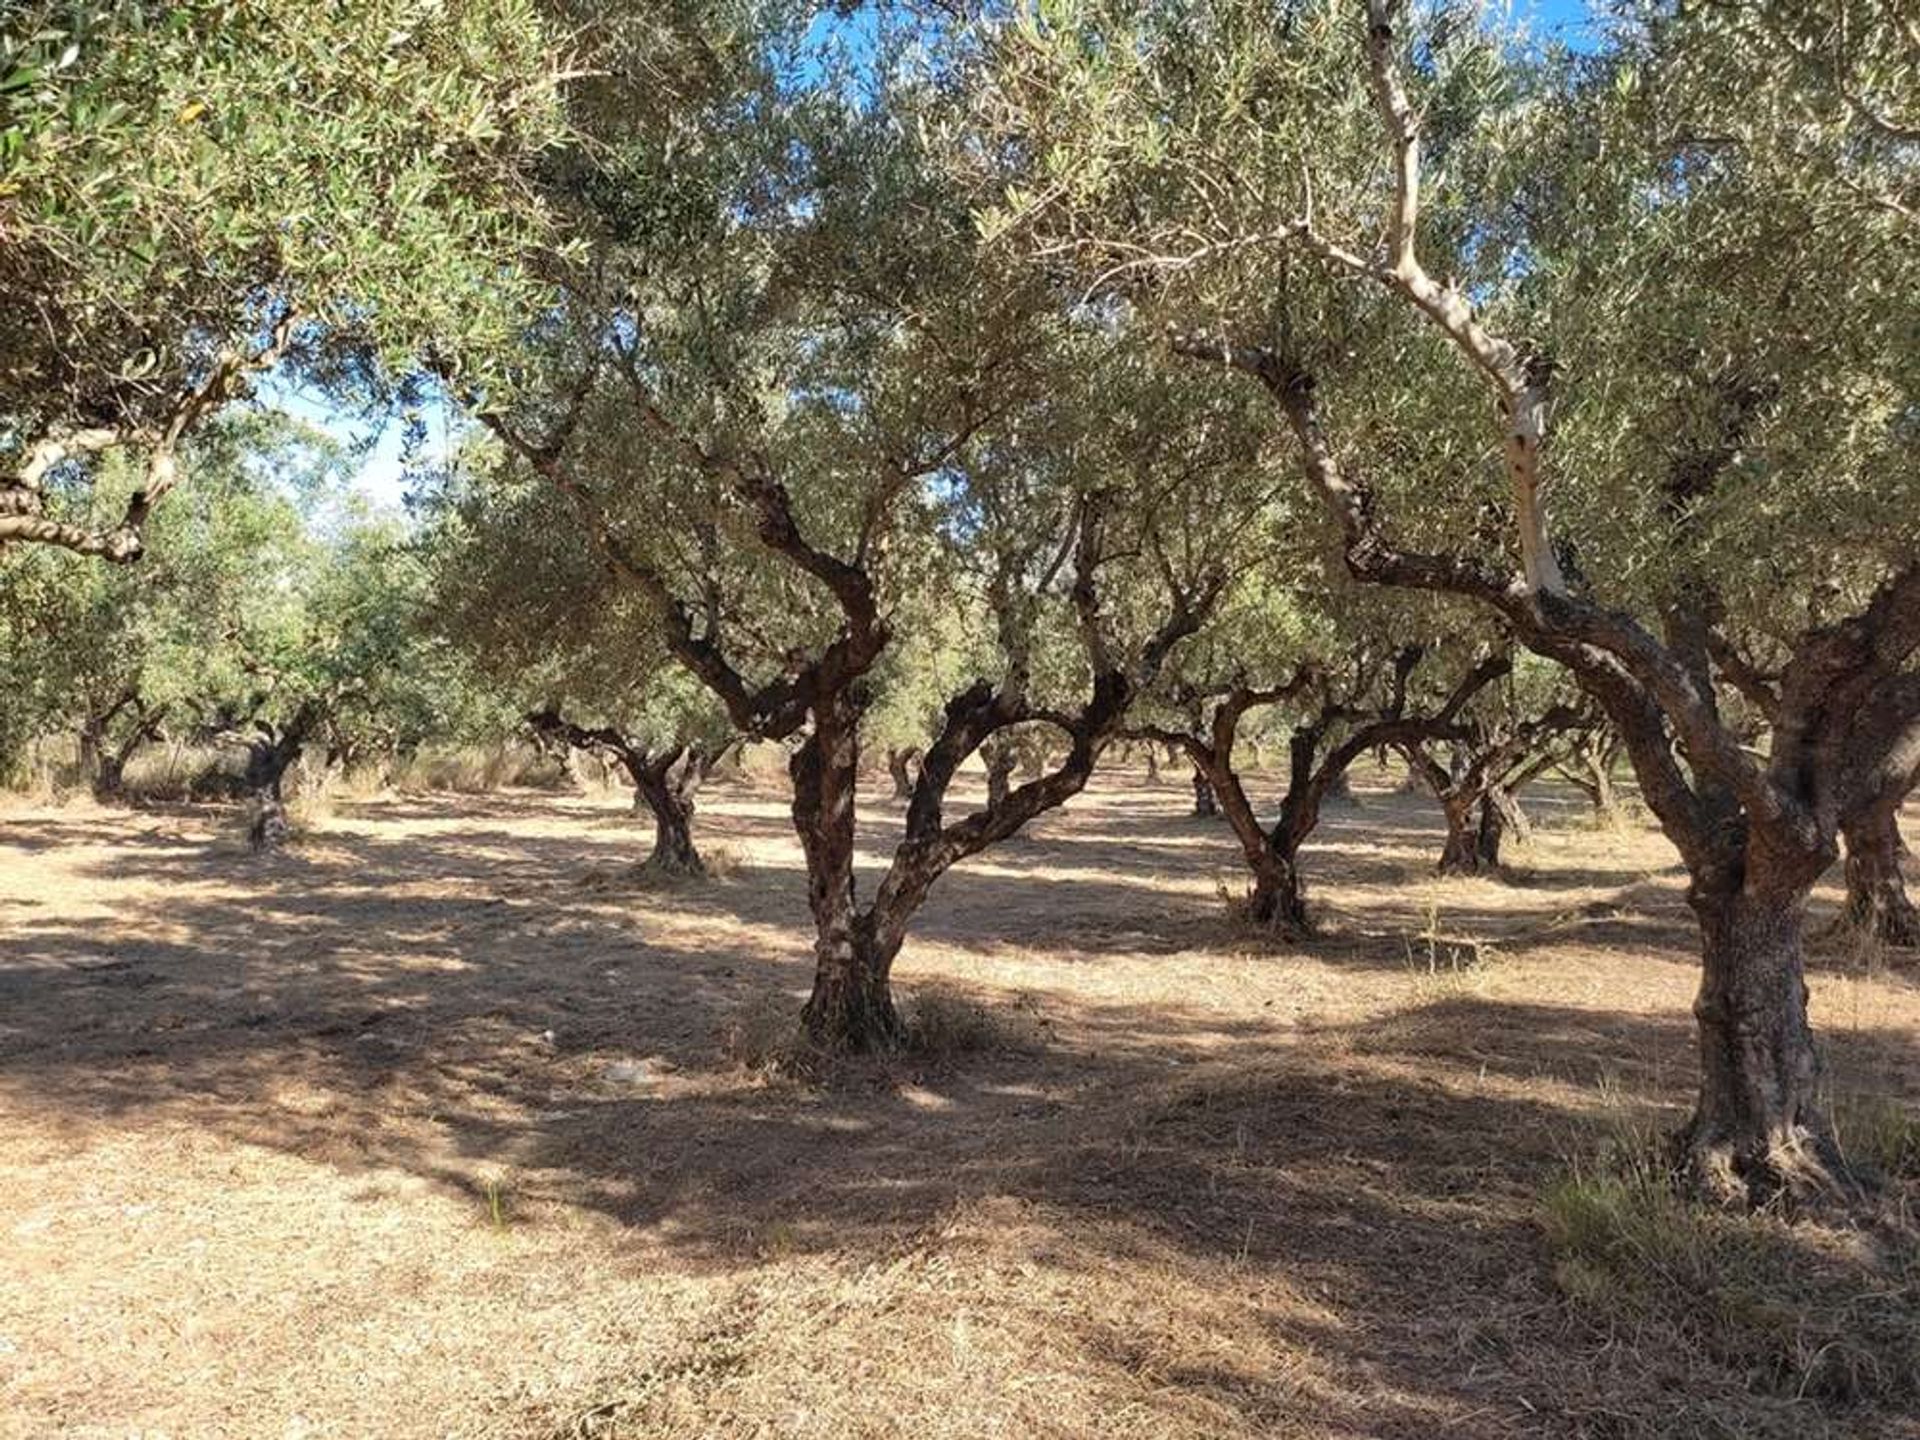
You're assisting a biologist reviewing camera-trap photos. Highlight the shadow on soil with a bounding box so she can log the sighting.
[2,779,1916,1438]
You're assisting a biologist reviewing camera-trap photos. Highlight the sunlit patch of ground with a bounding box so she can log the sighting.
[1,770,1915,1438]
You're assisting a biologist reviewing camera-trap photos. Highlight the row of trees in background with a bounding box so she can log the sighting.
[2,0,1914,1201]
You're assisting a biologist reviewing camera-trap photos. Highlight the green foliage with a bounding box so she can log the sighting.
[0,414,319,780]
[1,0,570,536]
[975,0,1918,630]
[419,451,733,754]
[0,411,498,784]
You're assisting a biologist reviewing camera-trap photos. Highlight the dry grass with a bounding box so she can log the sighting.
[1542,1131,1920,1426]
[1,771,1916,1439]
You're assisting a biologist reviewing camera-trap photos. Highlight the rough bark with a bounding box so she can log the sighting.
[1841,803,1917,948]
[1247,841,1310,934]
[630,753,706,876]
[1677,885,1844,1205]
[886,746,919,802]
[244,705,318,852]
[524,708,717,877]
[794,698,902,1051]
[1433,794,1497,875]
[1191,766,1218,817]
[1163,5,1920,1201]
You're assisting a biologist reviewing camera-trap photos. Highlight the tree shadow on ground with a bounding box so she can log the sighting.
[2,783,1917,1438]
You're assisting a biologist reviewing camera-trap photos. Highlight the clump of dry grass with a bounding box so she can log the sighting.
[719,986,1042,1080]
[1832,1093,1920,1182]
[1542,1116,1920,1420]
[720,993,809,1076]
[902,985,1042,1059]
[1399,899,1500,995]
[388,742,575,794]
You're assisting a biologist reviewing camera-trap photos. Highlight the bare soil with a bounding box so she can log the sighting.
[2,770,1916,1439]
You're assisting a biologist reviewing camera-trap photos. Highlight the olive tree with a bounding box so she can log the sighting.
[0,414,327,795]
[422,463,740,875]
[0,0,566,560]
[982,0,1918,1200]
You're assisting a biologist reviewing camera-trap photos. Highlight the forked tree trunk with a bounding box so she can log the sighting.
[793,704,902,1052]
[1678,885,1842,1204]
[1841,806,1917,948]
[1191,767,1217,817]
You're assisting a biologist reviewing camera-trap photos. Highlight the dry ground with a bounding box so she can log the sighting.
[1,768,1916,1439]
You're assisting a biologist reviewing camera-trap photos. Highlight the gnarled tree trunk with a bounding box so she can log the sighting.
[1678,882,1841,1204]
[1191,766,1217,817]
[629,754,706,876]
[886,746,918,802]
[1436,796,1493,875]
[794,701,902,1052]
[93,750,128,803]
[1841,804,1917,948]
[1247,840,1310,934]
[244,706,317,852]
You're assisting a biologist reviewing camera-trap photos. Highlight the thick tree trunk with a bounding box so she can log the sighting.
[247,758,295,851]
[93,752,128,803]
[634,779,704,875]
[76,722,103,791]
[1248,843,1310,936]
[1437,799,1491,874]
[1678,887,1844,1204]
[792,707,901,1052]
[984,741,1015,810]
[1486,784,1530,844]
[1841,807,1917,947]
[1191,767,1217,817]
[245,709,315,853]
[886,747,917,802]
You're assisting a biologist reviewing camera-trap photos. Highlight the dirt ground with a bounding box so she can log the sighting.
[2,767,1916,1439]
